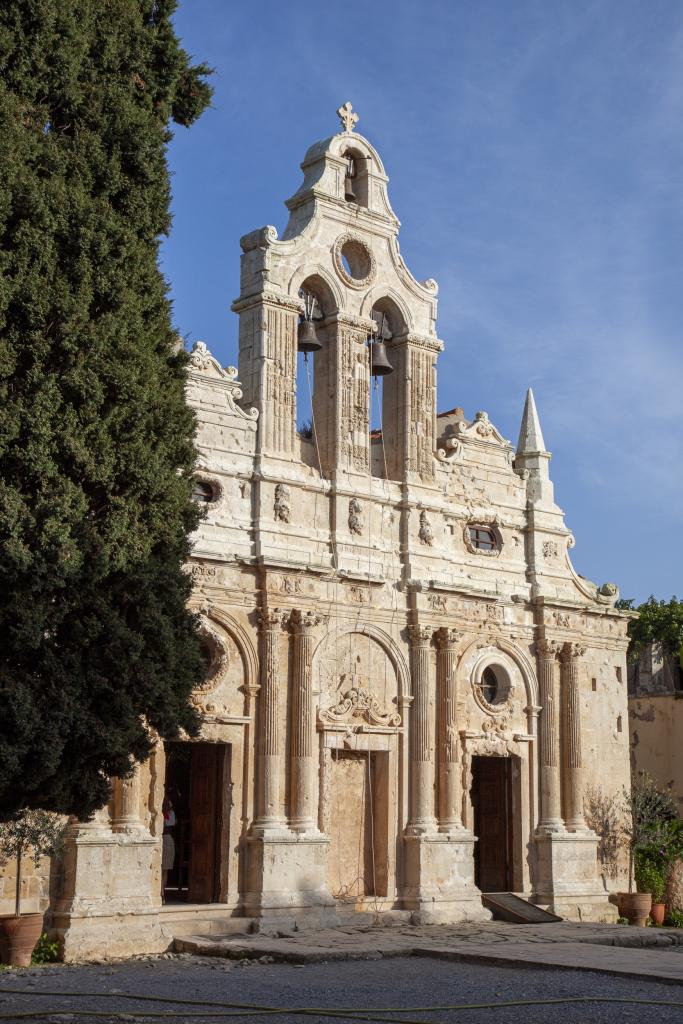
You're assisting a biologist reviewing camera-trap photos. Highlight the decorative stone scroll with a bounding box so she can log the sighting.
[318,685,401,728]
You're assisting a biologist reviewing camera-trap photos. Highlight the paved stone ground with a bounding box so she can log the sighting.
[175,921,683,983]
[0,954,683,1023]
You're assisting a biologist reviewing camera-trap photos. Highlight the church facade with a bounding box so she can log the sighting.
[14,107,632,959]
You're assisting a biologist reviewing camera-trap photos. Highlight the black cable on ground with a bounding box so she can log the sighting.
[1,988,683,1023]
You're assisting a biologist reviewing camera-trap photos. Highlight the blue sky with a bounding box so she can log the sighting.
[162,0,683,604]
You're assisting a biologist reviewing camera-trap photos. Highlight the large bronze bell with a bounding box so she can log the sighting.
[370,339,393,376]
[297,318,322,355]
[344,174,357,202]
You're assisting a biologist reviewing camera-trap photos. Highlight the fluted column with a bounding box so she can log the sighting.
[536,639,564,832]
[407,625,436,833]
[255,608,285,830]
[112,767,144,833]
[561,642,587,830]
[289,609,324,833]
[434,627,463,833]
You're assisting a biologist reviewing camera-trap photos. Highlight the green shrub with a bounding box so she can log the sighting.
[31,933,60,964]
[665,909,683,928]
[635,855,666,901]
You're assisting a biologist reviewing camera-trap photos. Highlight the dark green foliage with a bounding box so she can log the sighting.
[624,596,683,665]
[0,1,212,819]
[31,932,60,964]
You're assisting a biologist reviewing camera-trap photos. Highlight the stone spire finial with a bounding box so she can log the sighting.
[336,101,359,133]
[516,387,547,455]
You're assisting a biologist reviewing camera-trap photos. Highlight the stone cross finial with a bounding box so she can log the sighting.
[337,101,359,133]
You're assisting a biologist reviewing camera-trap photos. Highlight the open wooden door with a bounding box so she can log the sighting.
[187,744,226,903]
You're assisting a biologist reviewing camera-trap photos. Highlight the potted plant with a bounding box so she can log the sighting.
[0,810,66,966]
[635,855,666,925]
[618,772,677,926]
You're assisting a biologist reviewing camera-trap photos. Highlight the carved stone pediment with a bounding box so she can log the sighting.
[318,682,401,729]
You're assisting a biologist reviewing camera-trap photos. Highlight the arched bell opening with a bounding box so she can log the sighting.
[341,148,369,208]
[295,275,335,467]
[367,297,404,480]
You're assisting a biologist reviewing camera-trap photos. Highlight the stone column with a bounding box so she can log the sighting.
[289,609,324,832]
[407,625,436,833]
[561,642,587,830]
[112,767,144,833]
[434,627,462,833]
[255,608,285,830]
[536,639,564,832]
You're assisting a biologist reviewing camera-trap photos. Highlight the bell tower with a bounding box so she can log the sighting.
[232,103,443,485]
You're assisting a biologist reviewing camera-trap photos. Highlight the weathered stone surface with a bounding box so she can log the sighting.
[1,108,632,959]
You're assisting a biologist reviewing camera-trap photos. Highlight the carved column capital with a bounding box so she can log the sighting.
[535,638,562,660]
[434,627,461,650]
[561,642,586,663]
[258,607,283,632]
[409,624,434,647]
[289,608,326,634]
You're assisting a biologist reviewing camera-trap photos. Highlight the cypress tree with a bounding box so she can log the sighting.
[0,1,212,819]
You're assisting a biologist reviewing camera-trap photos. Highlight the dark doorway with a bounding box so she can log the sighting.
[471,755,512,892]
[163,742,228,904]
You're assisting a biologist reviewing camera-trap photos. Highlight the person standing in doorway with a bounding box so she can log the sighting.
[161,796,177,901]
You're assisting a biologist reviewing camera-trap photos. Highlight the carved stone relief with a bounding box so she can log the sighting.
[418,509,434,545]
[348,498,364,536]
[273,483,291,523]
[316,634,398,731]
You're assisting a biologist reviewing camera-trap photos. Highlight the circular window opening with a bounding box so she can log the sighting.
[469,526,497,552]
[192,480,215,504]
[340,239,372,281]
[481,666,503,705]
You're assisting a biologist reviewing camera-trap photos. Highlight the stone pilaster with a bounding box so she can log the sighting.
[382,333,442,483]
[407,624,437,834]
[536,639,564,832]
[434,627,463,833]
[289,609,324,832]
[254,607,285,831]
[561,642,587,831]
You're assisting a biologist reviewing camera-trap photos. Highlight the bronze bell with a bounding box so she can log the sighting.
[370,339,393,376]
[297,318,322,355]
[344,174,357,202]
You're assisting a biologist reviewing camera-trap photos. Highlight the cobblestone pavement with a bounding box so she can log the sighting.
[174,921,683,983]
[1,954,683,1023]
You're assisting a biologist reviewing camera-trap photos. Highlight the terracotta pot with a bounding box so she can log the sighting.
[650,902,666,926]
[0,914,44,967]
[620,892,652,927]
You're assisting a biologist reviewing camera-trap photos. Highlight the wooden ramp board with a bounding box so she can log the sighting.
[483,892,563,923]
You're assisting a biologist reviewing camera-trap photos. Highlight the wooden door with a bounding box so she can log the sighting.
[187,744,225,903]
[472,756,512,893]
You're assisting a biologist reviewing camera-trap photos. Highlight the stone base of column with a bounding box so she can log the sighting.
[52,828,168,961]
[402,832,491,924]
[534,830,616,922]
[244,832,337,930]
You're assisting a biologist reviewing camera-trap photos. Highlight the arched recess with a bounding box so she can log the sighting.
[288,269,340,466]
[203,607,258,700]
[362,292,410,480]
[312,622,411,704]
[456,635,540,721]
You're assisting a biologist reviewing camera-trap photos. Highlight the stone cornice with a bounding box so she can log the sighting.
[231,290,303,315]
